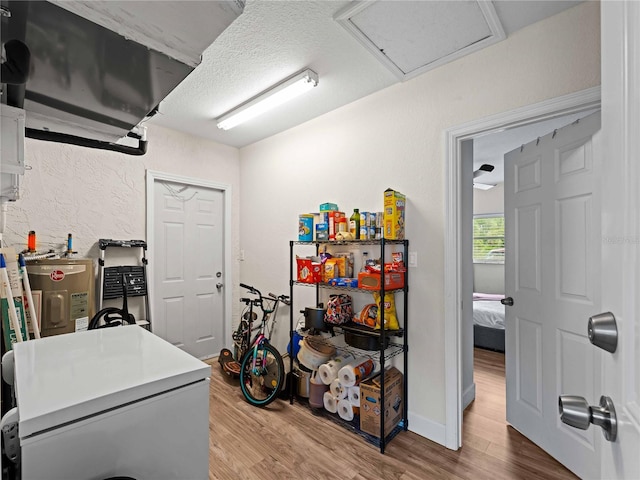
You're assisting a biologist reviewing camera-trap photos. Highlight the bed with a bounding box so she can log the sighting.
[473,293,505,352]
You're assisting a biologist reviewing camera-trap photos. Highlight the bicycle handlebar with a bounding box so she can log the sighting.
[240,284,289,307]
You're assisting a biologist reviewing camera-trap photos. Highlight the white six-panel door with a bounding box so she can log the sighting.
[504,112,602,478]
[152,179,225,359]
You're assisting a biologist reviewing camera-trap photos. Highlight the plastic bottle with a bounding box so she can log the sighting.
[360,251,369,273]
[349,209,360,240]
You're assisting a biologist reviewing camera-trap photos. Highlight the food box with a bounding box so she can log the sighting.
[323,258,339,283]
[358,271,404,290]
[296,258,322,283]
[328,211,345,241]
[327,277,358,287]
[320,203,339,212]
[383,189,406,240]
[360,367,403,438]
[316,223,329,241]
[298,214,314,241]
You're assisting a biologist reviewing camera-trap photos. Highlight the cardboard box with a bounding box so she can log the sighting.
[383,189,406,240]
[320,203,338,212]
[328,211,345,241]
[0,247,28,349]
[360,367,404,438]
[358,271,404,290]
[296,258,322,283]
[315,223,329,241]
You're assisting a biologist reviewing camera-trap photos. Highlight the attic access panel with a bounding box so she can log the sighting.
[336,1,505,81]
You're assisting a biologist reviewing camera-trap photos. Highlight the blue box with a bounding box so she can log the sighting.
[299,214,314,241]
[316,223,329,241]
[319,203,338,212]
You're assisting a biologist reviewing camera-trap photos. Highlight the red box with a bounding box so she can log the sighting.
[358,271,404,290]
[297,258,322,283]
[328,211,345,240]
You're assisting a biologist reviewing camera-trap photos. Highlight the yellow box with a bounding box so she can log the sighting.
[383,189,406,240]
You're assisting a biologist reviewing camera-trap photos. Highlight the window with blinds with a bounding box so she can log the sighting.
[473,215,504,264]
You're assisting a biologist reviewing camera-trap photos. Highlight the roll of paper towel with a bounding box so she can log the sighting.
[348,385,360,407]
[338,357,375,387]
[337,399,357,421]
[330,378,347,399]
[318,353,355,385]
[323,392,338,414]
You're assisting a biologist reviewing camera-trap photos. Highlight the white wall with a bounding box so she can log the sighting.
[473,182,505,215]
[239,2,600,442]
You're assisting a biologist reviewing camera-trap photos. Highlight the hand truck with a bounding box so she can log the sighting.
[97,239,151,330]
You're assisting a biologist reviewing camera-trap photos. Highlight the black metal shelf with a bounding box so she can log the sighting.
[291,280,405,294]
[339,322,404,338]
[297,397,405,449]
[289,237,409,454]
[293,239,406,246]
[296,328,405,363]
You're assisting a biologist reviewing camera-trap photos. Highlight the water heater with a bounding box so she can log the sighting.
[27,259,95,336]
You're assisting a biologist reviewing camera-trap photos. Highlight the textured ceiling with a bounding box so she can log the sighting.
[149,1,583,149]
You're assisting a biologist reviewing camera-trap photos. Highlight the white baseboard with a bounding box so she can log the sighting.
[462,383,476,410]
[408,411,446,448]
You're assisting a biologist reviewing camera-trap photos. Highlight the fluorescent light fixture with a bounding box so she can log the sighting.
[473,182,496,190]
[216,69,319,130]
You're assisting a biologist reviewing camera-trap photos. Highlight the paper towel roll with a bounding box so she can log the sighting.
[329,378,347,399]
[348,385,360,407]
[323,392,338,414]
[318,352,355,385]
[338,357,375,387]
[337,399,356,421]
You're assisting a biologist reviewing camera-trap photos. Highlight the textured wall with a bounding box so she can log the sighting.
[239,2,600,439]
[5,124,241,322]
[7,124,239,256]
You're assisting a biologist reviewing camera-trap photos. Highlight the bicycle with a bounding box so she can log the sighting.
[233,283,290,407]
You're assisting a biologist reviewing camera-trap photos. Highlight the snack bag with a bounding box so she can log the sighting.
[372,292,400,330]
[353,304,378,328]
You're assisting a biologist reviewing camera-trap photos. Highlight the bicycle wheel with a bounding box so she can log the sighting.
[239,342,284,407]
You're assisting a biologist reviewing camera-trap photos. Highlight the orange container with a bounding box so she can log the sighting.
[297,258,322,283]
[358,271,404,290]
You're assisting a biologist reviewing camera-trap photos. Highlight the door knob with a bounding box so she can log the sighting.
[558,395,617,441]
[501,297,514,306]
[216,283,223,291]
[588,312,617,353]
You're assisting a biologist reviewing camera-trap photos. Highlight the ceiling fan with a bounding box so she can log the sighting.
[473,164,496,190]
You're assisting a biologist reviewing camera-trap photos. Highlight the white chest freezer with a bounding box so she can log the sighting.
[10,327,211,480]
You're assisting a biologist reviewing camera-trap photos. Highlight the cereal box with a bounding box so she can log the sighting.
[383,189,406,240]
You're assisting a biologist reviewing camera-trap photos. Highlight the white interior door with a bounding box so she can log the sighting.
[152,178,225,359]
[600,2,640,477]
[504,112,602,478]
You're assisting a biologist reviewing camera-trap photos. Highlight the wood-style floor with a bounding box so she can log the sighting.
[206,348,576,479]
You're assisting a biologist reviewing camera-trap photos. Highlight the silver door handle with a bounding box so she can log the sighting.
[558,395,617,442]
[216,283,223,291]
[588,312,617,353]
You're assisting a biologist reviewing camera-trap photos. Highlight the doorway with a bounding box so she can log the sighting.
[146,170,233,360]
[443,87,601,450]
